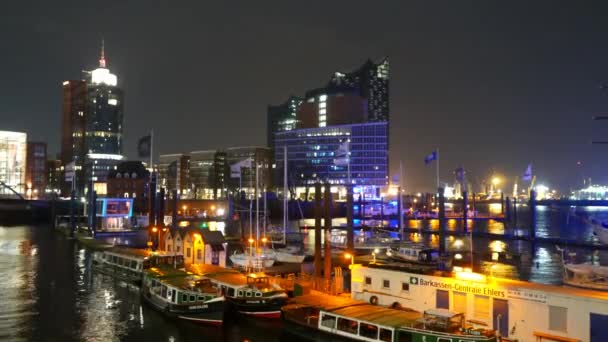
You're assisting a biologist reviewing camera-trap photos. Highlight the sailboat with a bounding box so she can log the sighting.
[229,159,276,269]
[557,245,608,291]
[271,146,305,264]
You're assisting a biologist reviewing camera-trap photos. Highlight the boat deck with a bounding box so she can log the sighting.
[288,292,365,311]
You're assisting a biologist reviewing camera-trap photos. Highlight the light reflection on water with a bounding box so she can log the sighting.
[0,225,291,342]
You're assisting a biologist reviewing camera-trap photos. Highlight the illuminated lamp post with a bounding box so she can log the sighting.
[152,226,159,249]
[344,253,354,266]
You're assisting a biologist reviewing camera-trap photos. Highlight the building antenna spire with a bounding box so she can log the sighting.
[99,37,106,68]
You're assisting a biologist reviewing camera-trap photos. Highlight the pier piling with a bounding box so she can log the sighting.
[69,190,76,238]
[149,174,157,226]
[346,186,354,252]
[462,191,468,232]
[324,183,332,280]
[529,190,537,240]
[314,183,322,278]
[505,196,511,225]
[156,188,165,229]
[513,197,517,227]
[171,190,178,229]
[438,187,446,255]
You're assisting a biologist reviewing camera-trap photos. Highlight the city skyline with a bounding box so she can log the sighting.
[2,1,608,192]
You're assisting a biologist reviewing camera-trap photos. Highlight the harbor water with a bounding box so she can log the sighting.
[1,204,607,341]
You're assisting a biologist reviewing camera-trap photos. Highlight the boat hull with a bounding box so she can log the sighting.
[230,254,275,268]
[141,289,225,325]
[274,251,305,263]
[230,297,287,319]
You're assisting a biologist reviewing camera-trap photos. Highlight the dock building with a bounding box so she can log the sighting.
[351,264,608,341]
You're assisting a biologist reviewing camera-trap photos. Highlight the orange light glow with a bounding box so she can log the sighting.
[454,270,487,283]
[151,227,158,233]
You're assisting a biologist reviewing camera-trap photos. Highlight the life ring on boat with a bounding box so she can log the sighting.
[369,296,379,305]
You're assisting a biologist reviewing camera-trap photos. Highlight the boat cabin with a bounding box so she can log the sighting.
[414,309,466,334]
[143,267,220,306]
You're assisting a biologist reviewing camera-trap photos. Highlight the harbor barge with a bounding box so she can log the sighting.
[92,247,183,284]
[351,264,608,341]
[282,293,497,341]
[141,266,225,325]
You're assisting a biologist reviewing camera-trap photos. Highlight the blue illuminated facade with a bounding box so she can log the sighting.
[274,121,388,187]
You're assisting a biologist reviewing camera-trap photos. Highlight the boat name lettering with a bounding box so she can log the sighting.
[246,300,261,304]
[188,305,209,309]
[415,277,506,298]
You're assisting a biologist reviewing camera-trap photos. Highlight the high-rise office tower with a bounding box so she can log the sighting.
[60,40,124,196]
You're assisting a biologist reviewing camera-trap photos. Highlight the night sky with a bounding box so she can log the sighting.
[2,1,608,193]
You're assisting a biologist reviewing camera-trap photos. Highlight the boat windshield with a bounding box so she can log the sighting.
[414,311,463,333]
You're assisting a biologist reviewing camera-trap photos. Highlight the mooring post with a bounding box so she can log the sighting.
[472,193,477,218]
[149,174,157,227]
[438,187,446,255]
[69,189,76,238]
[91,191,97,235]
[50,192,56,230]
[346,186,354,253]
[314,183,322,278]
[513,197,517,228]
[172,189,178,229]
[529,190,537,240]
[324,183,332,281]
[157,187,165,230]
[505,196,511,225]
[462,191,468,232]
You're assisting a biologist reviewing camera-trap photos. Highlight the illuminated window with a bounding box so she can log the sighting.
[473,295,489,320]
[319,102,326,109]
[453,292,467,315]
[319,95,327,101]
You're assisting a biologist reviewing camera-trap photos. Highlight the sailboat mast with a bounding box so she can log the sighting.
[283,145,288,245]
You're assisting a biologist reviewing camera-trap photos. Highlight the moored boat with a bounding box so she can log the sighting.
[230,251,275,269]
[386,244,440,264]
[141,266,226,325]
[188,264,288,318]
[282,299,497,341]
[92,247,184,284]
[562,264,608,291]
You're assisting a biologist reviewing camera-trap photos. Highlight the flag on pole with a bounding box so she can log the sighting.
[424,151,438,165]
[137,135,152,158]
[522,164,533,181]
[333,141,350,166]
[230,158,253,178]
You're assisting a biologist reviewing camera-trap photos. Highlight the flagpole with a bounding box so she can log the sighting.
[399,160,404,240]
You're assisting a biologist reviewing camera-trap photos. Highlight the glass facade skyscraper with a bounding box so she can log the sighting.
[274,122,388,187]
[269,57,389,196]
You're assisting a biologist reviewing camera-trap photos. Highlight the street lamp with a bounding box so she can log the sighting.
[372,248,379,263]
[248,238,254,256]
[151,226,159,250]
[344,253,354,265]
